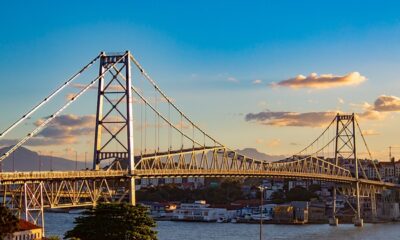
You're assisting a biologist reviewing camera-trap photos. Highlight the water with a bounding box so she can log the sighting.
[45,213,400,240]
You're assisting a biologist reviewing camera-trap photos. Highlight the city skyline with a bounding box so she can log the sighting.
[1,1,400,160]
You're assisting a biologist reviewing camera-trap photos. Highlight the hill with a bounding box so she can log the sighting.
[0,146,87,171]
[236,148,286,162]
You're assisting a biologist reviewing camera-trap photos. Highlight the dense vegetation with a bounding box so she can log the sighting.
[137,179,243,204]
[138,180,320,204]
[0,206,18,240]
[64,203,157,240]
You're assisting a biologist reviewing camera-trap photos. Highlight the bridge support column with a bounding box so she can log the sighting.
[329,217,339,226]
[23,182,45,236]
[370,187,377,222]
[354,217,364,227]
[329,187,338,226]
[129,177,136,206]
[354,181,363,227]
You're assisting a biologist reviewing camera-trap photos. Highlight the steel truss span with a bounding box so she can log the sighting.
[0,51,399,230]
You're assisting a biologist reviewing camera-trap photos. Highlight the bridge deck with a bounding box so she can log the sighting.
[1,170,398,188]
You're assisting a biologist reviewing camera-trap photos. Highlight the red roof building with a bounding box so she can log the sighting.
[5,219,43,240]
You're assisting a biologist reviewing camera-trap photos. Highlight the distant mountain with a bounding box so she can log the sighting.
[236,148,286,162]
[0,146,87,172]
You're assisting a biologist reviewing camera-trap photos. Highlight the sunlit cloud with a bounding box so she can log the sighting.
[0,136,78,147]
[18,114,97,146]
[362,129,380,136]
[71,83,125,91]
[372,95,400,112]
[227,76,239,83]
[245,111,336,127]
[247,94,400,128]
[357,110,387,121]
[266,139,281,147]
[272,72,366,89]
[252,79,262,85]
[258,101,267,107]
[0,115,95,147]
[65,93,76,101]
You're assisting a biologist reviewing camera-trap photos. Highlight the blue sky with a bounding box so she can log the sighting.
[1,1,400,160]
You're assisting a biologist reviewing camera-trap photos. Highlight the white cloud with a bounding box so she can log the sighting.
[273,72,366,89]
[227,77,239,83]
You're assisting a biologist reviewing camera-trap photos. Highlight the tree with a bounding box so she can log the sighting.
[270,190,285,204]
[0,206,18,240]
[47,237,61,240]
[286,186,317,202]
[64,203,157,240]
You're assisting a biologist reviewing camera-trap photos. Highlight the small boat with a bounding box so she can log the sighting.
[251,214,272,221]
[217,217,228,223]
[230,217,238,223]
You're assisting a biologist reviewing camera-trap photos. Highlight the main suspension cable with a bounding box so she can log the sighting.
[129,54,223,147]
[0,53,101,139]
[0,53,127,162]
[355,117,382,181]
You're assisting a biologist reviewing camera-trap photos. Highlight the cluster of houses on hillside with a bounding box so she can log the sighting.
[140,174,400,224]
[135,157,400,191]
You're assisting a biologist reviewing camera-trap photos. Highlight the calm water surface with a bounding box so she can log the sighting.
[44,212,400,240]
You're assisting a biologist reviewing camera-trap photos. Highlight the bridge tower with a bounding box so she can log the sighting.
[332,113,363,227]
[93,51,136,205]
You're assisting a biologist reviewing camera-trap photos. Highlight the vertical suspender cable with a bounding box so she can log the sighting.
[154,87,157,154]
[129,54,223,147]
[181,114,183,149]
[144,103,147,154]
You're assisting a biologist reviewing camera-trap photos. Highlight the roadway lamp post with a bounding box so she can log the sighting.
[75,151,78,170]
[38,151,42,172]
[85,152,87,170]
[258,185,266,240]
[12,152,15,171]
[50,151,53,171]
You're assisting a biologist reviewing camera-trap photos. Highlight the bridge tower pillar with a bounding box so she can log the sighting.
[93,51,136,205]
[332,113,363,227]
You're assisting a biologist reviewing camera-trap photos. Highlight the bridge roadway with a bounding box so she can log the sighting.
[1,169,399,189]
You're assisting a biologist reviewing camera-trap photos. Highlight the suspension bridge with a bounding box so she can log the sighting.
[0,51,398,232]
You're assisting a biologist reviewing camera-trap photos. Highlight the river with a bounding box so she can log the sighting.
[44,212,400,240]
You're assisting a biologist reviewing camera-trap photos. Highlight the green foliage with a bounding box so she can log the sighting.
[0,205,18,240]
[47,236,61,240]
[286,186,317,202]
[308,184,321,193]
[64,203,157,240]
[137,180,244,204]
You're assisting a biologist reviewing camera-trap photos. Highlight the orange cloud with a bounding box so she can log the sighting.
[362,129,380,136]
[373,95,400,112]
[266,139,281,147]
[71,83,125,91]
[273,72,366,89]
[245,111,337,127]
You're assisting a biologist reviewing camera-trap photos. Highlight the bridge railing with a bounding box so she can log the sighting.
[0,170,128,184]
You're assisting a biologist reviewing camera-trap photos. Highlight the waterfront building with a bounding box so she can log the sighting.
[172,200,228,222]
[273,205,294,223]
[4,219,43,240]
[292,201,309,223]
[308,201,327,223]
